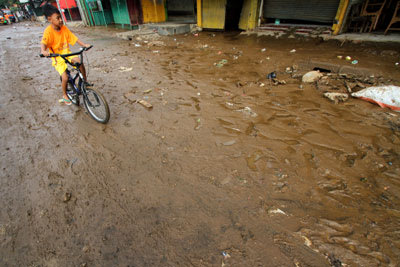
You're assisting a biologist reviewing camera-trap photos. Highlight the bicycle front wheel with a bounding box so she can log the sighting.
[83,87,110,124]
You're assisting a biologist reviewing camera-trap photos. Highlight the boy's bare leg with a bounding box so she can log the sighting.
[71,57,87,81]
[61,71,69,99]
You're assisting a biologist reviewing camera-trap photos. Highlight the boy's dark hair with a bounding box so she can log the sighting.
[43,4,60,18]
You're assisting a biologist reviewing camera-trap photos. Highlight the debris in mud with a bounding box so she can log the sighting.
[119,67,132,72]
[223,140,236,146]
[138,100,153,109]
[272,79,287,86]
[63,192,71,203]
[323,92,349,104]
[290,49,296,53]
[345,56,351,61]
[302,236,313,247]
[214,59,228,68]
[268,208,287,215]
[261,48,266,52]
[302,71,323,83]
[267,71,277,79]
[194,118,201,130]
[352,85,400,111]
[222,251,231,259]
[143,89,152,94]
[237,107,257,117]
[328,254,342,267]
[351,60,359,65]
[21,76,33,81]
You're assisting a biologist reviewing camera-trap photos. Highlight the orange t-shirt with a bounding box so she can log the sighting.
[41,25,78,55]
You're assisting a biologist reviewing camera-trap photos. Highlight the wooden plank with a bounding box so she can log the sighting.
[202,0,227,29]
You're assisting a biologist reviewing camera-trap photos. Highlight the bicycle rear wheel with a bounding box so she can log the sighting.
[83,87,110,124]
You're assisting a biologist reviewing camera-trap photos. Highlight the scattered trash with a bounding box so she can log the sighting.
[352,85,400,111]
[290,49,296,53]
[351,60,359,65]
[143,89,152,94]
[337,55,343,59]
[395,62,399,66]
[215,59,228,68]
[138,100,153,109]
[302,71,323,83]
[134,43,141,47]
[267,71,277,79]
[194,33,199,37]
[63,192,72,203]
[285,67,293,73]
[302,236,313,247]
[194,118,201,130]
[237,107,257,117]
[233,55,239,60]
[6,37,11,40]
[197,92,201,96]
[119,67,133,72]
[152,50,159,53]
[222,251,231,259]
[223,140,236,146]
[328,254,342,267]
[268,208,287,215]
[261,48,266,52]
[259,83,265,87]
[21,76,33,81]
[272,79,286,85]
[345,56,351,61]
[266,57,270,60]
[323,92,349,104]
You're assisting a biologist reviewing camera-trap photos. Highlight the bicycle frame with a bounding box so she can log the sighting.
[59,48,93,105]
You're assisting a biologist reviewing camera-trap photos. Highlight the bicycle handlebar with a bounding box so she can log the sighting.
[40,45,93,58]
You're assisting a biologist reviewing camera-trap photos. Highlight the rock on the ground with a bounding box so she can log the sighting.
[302,71,323,83]
[324,92,349,104]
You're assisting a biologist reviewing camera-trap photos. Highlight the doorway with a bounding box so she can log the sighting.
[225,0,244,30]
[126,0,143,25]
[166,0,196,23]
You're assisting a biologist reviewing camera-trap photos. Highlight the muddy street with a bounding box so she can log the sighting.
[1,23,400,266]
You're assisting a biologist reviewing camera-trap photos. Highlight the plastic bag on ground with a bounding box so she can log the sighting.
[351,85,400,111]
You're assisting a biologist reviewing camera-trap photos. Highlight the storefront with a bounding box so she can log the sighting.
[262,0,341,25]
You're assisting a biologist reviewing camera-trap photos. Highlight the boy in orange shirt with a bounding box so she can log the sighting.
[40,4,91,105]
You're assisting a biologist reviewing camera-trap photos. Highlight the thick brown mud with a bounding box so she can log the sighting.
[0,23,399,266]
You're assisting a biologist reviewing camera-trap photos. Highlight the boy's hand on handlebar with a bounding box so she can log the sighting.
[41,51,50,57]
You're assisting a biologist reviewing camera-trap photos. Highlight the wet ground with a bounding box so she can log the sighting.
[1,23,400,266]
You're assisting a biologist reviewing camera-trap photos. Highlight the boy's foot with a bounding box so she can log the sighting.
[59,97,72,106]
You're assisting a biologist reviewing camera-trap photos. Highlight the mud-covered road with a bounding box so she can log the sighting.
[1,23,400,266]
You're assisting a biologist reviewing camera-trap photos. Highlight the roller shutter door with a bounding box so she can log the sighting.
[263,0,340,23]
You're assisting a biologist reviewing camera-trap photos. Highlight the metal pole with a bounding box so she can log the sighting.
[258,0,264,27]
[63,0,73,21]
[55,0,67,25]
[76,0,88,24]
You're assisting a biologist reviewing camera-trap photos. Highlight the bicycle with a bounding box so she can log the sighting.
[40,46,110,124]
